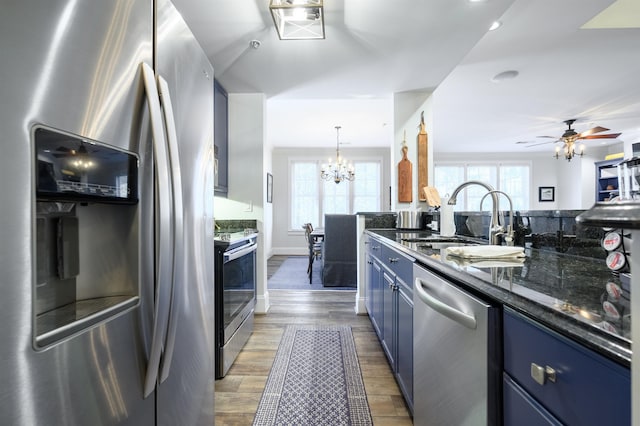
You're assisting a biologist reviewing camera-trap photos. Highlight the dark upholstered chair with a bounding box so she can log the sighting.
[322,214,357,287]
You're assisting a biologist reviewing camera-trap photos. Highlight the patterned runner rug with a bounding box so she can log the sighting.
[253,325,373,426]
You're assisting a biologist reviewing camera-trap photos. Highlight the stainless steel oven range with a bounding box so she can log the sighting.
[214,232,257,378]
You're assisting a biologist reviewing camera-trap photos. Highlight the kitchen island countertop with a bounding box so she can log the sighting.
[365,228,631,367]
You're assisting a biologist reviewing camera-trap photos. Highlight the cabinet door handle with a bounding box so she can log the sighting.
[389,257,399,263]
[531,363,557,385]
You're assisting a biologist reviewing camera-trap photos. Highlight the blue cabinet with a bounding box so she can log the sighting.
[503,308,630,425]
[396,278,413,406]
[382,270,395,367]
[503,374,562,426]
[365,238,384,338]
[214,80,228,196]
[365,236,414,414]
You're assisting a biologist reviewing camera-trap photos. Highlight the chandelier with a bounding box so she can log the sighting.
[554,139,584,161]
[269,0,324,40]
[321,126,355,184]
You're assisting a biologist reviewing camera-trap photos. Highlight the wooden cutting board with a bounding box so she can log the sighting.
[398,141,412,203]
[421,186,441,207]
[417,112,428,201]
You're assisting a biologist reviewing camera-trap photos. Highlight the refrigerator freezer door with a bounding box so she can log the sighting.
[1,0,155,425]
[154,0,216,424]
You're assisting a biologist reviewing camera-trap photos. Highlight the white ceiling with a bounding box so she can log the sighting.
[172,0,640,153]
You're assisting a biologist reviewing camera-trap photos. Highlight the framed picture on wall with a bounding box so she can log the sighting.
[538,186,555,202]
[267,172,273,203]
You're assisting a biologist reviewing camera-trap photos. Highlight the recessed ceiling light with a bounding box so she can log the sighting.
[491,70,519,83]
[489,20,502,31]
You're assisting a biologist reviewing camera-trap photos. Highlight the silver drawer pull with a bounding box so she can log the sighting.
[531,363,556,385]
[389,257,399,263]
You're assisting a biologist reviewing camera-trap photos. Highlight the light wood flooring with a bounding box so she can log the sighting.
[214,259,413,425]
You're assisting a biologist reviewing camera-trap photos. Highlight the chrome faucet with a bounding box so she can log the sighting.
[447,180,503,245]
[481,190,515,246]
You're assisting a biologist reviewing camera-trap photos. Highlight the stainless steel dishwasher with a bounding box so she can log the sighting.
[413,263,500,426]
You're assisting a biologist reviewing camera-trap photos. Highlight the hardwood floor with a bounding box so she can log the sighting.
[214,274,413,425]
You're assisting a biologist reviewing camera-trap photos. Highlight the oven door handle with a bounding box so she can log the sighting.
[224,243,257,263]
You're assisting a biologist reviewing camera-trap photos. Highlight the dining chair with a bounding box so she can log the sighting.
[303,223,323,284]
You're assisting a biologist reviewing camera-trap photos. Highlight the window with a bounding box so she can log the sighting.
[290,159,381,230]
[434,162,530,211]
[291,162,319,231]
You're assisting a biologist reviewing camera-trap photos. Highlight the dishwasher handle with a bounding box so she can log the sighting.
[415,277,477,330]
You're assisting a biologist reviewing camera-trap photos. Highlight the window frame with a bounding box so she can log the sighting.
[288,156,383,231]
[433,160,532,211]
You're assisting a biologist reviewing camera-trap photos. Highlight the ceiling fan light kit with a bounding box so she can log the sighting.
[552,119,622,162]
[269,0,324,40]
[555,140,585,161]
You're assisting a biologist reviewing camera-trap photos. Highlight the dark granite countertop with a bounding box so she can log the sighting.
[214,231,258,250]
[365,228,631,367]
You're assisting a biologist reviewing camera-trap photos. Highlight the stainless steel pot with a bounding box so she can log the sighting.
[396,209,422,229]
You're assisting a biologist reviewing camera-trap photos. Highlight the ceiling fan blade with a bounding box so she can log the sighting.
[535,136,557,139]
[524,140,559,147]
[578,126,609,138]
[579,133,622,140]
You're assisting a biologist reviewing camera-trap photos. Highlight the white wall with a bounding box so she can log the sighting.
[214,93,270,313]
[270,146,391,255]
[392,91,434,211]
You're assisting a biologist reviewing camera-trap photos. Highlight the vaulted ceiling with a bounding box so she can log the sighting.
[173,0,640,154]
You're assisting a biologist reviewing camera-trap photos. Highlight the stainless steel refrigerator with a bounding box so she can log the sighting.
[0,0,215,424]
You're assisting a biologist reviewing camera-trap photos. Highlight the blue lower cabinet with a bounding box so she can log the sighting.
[396,280,413,412]
[504,373,562,426]
[365,238,414,415]
[503,308,630,425]
[381,270,396,367]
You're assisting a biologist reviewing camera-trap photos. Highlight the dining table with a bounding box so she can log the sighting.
[310,227,324,242]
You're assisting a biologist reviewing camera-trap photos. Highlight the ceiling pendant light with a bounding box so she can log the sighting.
[321,126,355,184]
[269,0,324,40]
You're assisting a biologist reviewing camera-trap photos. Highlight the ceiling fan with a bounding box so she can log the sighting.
[520,119,622,148]
[518,119,622,161]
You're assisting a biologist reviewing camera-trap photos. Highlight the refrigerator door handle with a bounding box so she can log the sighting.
[415,277,477,329]
[156,75,184,383]
[140,62,175,398]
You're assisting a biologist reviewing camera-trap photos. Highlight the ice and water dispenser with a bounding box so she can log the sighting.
[34,126,139,348]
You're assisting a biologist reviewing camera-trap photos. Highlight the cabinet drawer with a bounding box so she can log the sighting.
[380,244,414,285]
[503,309,630,425]
[503,373,561,426]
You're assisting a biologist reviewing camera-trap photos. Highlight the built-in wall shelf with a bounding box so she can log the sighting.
[595,159,621,202]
